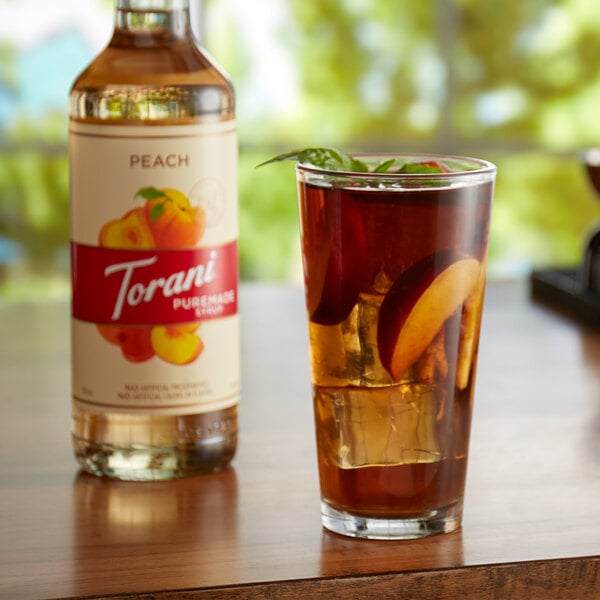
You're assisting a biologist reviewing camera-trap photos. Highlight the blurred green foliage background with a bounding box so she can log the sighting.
[0,0,598,298]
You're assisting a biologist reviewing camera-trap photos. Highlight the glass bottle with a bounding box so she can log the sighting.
[69,0,239,480]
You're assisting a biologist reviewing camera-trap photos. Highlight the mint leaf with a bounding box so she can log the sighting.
[373,158,396,173]
[398,161,447,174]
[136,186,165,200]
[257,147,368,172]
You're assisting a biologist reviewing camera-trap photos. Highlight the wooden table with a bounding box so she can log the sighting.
[1,281,599,599]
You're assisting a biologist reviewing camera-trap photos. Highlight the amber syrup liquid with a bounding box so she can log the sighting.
[300,179,492,519]
[69,5,237,480]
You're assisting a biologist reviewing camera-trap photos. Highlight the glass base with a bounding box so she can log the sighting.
[321,500,463,540]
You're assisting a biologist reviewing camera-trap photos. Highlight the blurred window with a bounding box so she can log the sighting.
[0,0,598,296]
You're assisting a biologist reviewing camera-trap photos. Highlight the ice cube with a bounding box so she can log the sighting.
[315,383,443,469]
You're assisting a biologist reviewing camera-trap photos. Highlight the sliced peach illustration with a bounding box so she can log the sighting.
[307,200,367,325]
[99,207,155,248]
[455,268,486,390]
[96,324,155,363]
[150,324,204,365]
[96,324,123,346]
[120,327,155,363]
[144,188,206,248]
[377,251,481,380]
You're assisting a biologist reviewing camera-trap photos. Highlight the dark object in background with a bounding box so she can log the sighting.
[531,148,600,326]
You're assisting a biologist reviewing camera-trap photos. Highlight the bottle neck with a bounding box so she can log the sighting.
[114,0,192,41]
[117,0,190,9]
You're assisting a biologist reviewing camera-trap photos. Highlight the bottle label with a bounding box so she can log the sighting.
[69,120,239,415]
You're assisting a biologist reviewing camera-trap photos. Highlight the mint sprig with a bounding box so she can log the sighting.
[257,147,371,172]
[257,147,451,175]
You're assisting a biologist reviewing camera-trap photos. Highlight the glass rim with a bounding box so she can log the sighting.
[295,152,496,180]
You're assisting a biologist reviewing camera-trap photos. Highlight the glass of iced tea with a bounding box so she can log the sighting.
[295,152,495,539]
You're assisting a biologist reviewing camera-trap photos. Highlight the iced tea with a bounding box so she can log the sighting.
[296,154,495,539]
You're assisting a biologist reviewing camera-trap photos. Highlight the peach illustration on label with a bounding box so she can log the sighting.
[151,323,204,365]
[141,187,206,248]
[96,324,155,363]
[96,186,208,365]
[99,207,155,248]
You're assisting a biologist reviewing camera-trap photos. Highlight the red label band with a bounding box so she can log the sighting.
[72,241,238,325]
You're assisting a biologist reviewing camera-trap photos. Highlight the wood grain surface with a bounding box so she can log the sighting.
[0,282,599,599]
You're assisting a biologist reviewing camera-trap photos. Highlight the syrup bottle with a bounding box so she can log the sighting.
[69,0,239,480]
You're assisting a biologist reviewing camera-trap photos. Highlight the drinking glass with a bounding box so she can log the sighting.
[296,154,496,539]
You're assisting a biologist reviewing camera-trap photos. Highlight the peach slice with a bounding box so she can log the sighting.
[377,251,481,380]
[99,208,155,249]
[150,324,204,365]
[455,269,486,390]
[417,328,449,383]
[306,199,367,325]
[144,188,206,248]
